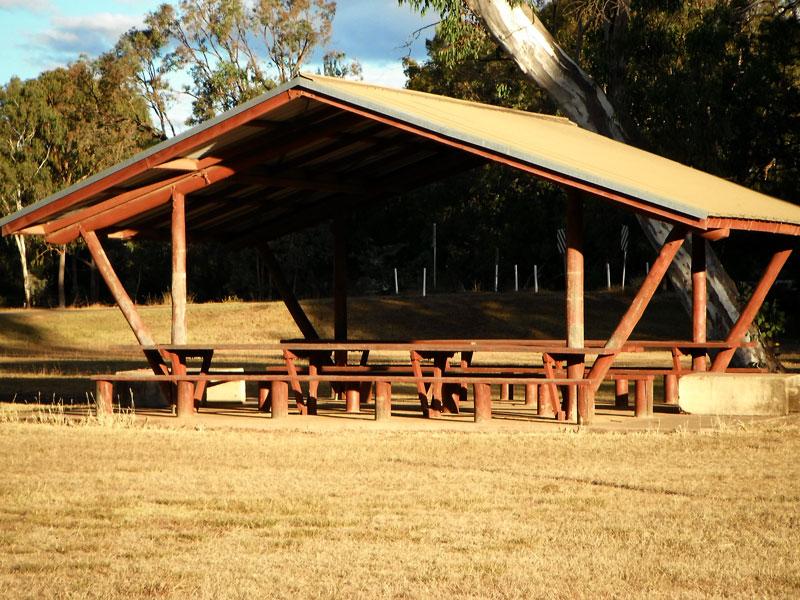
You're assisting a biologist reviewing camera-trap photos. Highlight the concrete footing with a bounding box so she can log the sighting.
[679,373,800,416]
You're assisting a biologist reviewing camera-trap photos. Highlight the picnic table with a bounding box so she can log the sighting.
[106,337,754,421]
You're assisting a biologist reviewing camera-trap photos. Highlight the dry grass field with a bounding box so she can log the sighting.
[1,418,799,599]
[2,293,799,598]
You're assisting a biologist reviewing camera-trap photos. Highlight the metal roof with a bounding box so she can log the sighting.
[3,72,799,240]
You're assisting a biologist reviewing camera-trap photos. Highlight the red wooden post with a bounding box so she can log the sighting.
[524,383,537,407]
[270,380,289,419]
[615,379,629,409]
[566,191,586,423]
[711,248,793,372]
[171,190,188,345]
[664,374,678,405]
[473,382,492,422]
[500,383,510,401]
[692,233,707,371]
[375,381,392,421]
[95,380,113,416]
[634,379,648,418]
[588,226,687,391]
[646,377,654,416]
[333,215,348,344]
[258,382,270,412]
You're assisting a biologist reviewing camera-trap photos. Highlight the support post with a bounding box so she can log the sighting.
[333,215,348,343]
[375,381,392,421]
[565,191,585,423]
[691,233,707,371]
[171,190,187,345]
[711,248,793,372]
[259,244,319,340]
[588,226,687,391]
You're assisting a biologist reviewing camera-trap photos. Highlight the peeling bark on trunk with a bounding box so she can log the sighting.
[57,245,66,309]
[466,0,776,369]
[13,234,32,308]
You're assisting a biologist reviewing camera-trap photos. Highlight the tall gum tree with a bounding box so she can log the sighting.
[401,0,783,368]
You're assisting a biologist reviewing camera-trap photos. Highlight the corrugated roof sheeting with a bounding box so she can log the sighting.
[2,73,799,239]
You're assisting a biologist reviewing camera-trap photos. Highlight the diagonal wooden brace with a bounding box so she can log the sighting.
[588,225,687,392]
[711,248,793,372]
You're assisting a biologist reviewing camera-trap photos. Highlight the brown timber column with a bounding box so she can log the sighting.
[692,233,707,371]
[171,190,193,419]
[171,190,188,345]
[565,191,585,423]
[333,214,348,344]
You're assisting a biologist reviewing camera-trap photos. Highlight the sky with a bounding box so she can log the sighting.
[0,0,436,128]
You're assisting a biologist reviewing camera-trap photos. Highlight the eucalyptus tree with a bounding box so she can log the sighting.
[0,60,159,307]
[400,0,799,367]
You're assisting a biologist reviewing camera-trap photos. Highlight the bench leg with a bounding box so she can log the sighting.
[95,380,113,417]
[577,385,593,425]
[345,386,360,413]
[664,374,678,405]
[524,383,537,407]
[375,381,391,421]
[538,384,555,418]
[473,382,492,422]
[441,383,462,414]
[176,381,195,420]
[634,380,648,418]
[258,382,270,412]
[615,379,629,409]
[271,381,289,419]
[500,383,510,402]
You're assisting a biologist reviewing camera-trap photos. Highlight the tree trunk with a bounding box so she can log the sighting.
[90,257,99,304]
[13,234,32,308]
[58,245,66,309]
[466,0,776,369]
[71,249,80,305]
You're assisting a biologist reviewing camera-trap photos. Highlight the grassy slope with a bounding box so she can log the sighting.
[0,422,798,599]
[0,289,692,354]
[0,290,690,401]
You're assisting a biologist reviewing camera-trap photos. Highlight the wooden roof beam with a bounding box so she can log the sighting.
[43,114,367,244]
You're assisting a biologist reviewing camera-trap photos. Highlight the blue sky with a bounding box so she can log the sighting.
[0,0,435,86]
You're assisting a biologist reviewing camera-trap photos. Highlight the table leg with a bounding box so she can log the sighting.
[194,350,214,406]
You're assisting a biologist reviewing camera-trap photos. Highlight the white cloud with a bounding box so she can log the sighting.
[0,0,51,11]
[35,12,143,57]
